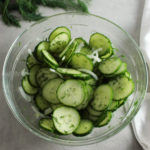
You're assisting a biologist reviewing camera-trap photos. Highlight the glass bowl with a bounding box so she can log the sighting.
[2,12,148,146]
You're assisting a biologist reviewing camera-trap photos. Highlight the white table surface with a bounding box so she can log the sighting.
[0,0,145,149]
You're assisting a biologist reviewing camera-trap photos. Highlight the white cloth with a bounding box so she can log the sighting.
[140,0,150,66]
[132,94,150,150]
[132,0,150,149]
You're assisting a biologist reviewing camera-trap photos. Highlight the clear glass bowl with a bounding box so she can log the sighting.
[2,12,148,146]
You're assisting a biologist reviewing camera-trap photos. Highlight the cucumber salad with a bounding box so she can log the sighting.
[22,26,134,136]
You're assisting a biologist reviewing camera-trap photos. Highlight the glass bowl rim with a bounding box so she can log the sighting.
[2,12,148,146]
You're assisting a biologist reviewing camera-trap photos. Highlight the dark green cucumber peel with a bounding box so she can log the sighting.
[34,41,50,62]
[22,75,38,95]
[26,54,40,69]
[39,118,55,132]
[34,94,51,112]
[42,50,59,68]
[95,112,112,127]
[73,119,93,136]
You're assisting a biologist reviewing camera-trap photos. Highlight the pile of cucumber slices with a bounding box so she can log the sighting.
[22,26,134,136]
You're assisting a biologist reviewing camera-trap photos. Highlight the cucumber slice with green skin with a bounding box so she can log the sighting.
[79,47,92,55]
[39,118,55,132]
[114,62,127,75]
[62,41,78,64]
[100,49,113,59]
[56,67,91,79]
[78,84,94,109]
[49,32,70,54]
[69,53,93,71]
[108,101,119,112]
[57,79,85,107]
[26,55,40,69]
[34,41,49,62]
[42,50,59,68]
[53,106,80,134]
[109,76,134,100]
[88,114,99,122]
[49,26,71,42]
[124,71,131,79]
[76,82,90,110]
[118,99,127,107]
[22,75,38,95]
[59,40,77,62]
[85,78,96,86]
[91,84,113,111]
[75,37,88,46]
[95,112,112,127]
[87,106,102,116]
[87,84,94,101]
[42,78,64,104]
[73,119,93,136]
[29,65,41,87]
[75,38,92,55]
[98,57,122,75]
[35,94,51,112]
[36,67,58,88]
[51,104,63,111]
[89,32,113,58]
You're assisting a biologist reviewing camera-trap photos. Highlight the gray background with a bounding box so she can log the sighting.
[0,0,145,149]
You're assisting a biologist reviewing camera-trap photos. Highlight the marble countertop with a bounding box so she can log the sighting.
[0,0,145,149]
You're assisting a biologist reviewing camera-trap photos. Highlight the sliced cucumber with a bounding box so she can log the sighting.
[124,71,131,79]
[36,67,58,88]
[95,112,112,127]
[89,33,113,58]
[69,53,93,71]
[91,84,113,111]
[29,65,40,87]
[75,37,88,46]
[79,84,94,109]
[87,106,102,116]
[51,104,63,111]
[42,78,64,104]
[80,47,92,55]
[59,40,77,63]
[49,32,70,54]
[114,62,127,75]
[109,76,134,100]
[22,75,38,95]
[53,106,80,134]
[76,82,90,110]
[42,50,59,68]
[39,118,55,132]
[35,94,50,112]
[118,99,127,107]
[56,68,90,79]
[108,101,119,112]
[57,79,85,107]
[98,57,122,75]
[26,55,40,69]
[49,26,71,42]
[86,84,94,101]
[85,78,96,86]
[73,119,93,136]
[75,38,92,55]
[34,41,49,62]
[88,114,99,122]
[100,50,113,59]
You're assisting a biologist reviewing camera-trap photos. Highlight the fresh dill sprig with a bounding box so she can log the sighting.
[0,0,20,27]
[37,0,89,12]
[17,0,43,21]
[0,0,89,27]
